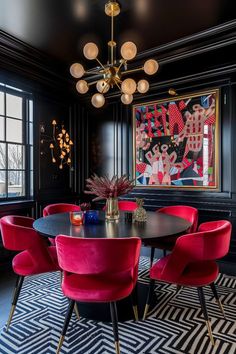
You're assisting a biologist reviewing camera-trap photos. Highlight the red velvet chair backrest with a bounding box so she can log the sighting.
[158,205,198,233]
[118,201,138,211]
[0,215,56,271]
[43,203,81,217]
[1,215,37,250]
[160,220,232,283]
[102,200,138,211]
[56,236,141,281]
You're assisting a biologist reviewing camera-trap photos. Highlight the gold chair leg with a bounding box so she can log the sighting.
[206,320,215,346]
[56,335,65,354]
[142,304,149,320]
[6,305,16,332]
[217,299,226,318]
[210,283,226,319]
[132,305,139,321]
[74,303,80,320]
[115,340,120,354]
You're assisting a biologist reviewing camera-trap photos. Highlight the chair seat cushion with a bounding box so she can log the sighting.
[150,255,219,287]
[13,246,60,276]
[62,271,134,302]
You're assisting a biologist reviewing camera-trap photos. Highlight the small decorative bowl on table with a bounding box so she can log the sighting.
[84,210,99,224]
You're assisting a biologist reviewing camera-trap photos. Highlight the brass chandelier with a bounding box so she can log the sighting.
[70,0,159,108]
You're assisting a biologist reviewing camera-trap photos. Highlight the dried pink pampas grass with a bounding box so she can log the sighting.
[84,174,134,201]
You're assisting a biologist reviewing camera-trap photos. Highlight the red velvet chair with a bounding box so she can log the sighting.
[117,201,138,211]
[0,215,60,331]
[143,220,232,346]
[43,203,81,245]
[43,203,81,217]
[103,200,138,211]
[55,236,141,354]
[148,205,198,266]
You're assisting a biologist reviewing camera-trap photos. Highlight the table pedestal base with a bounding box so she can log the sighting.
[76,282,157,322]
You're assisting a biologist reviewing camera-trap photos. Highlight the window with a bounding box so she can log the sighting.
[0,83,33,200]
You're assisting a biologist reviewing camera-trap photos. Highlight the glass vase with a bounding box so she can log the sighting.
[105,197,119,221]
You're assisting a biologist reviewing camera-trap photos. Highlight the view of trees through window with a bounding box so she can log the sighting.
[0,83,33,199]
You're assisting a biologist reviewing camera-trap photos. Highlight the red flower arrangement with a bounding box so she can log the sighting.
[84,174,134,201]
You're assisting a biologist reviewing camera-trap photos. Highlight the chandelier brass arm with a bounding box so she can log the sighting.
[85,70,104,75]
[70,1,159,108]
[121,67,144,75]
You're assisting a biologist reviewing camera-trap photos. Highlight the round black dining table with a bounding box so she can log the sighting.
[33,210,191,241]
[33,211,191,322]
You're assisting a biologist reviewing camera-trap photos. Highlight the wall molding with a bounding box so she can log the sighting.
[136,20,236,61]
[0,30,73,92]
[1,20,236,93]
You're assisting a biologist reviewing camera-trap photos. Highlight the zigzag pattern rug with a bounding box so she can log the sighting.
[0,257,235,354]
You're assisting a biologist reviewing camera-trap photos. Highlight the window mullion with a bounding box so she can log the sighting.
[6,142,8,198]
[24,97,29,199]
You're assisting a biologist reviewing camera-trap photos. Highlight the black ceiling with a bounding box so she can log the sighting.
[1,0,236,69]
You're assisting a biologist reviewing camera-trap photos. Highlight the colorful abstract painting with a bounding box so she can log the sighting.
[133,89,219,189]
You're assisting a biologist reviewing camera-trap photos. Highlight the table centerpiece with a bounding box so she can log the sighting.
[84,174,134,221]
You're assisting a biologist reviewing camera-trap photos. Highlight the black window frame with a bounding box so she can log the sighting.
[0,83,34,201]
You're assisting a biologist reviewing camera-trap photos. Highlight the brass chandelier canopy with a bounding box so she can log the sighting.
[70,1,159,108]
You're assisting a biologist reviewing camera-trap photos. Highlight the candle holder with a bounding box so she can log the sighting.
[70,211,84,226]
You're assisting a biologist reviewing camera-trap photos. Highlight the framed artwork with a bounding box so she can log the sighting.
[133,89,220,190]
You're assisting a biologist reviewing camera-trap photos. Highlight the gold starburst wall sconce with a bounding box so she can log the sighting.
[40,120,73,169]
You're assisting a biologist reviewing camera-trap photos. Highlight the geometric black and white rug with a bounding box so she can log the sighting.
[0,257,235,354]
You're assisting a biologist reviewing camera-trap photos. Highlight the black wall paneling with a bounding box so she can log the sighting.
[1,19,236,272]
[0,31,73,94]
[0,31,82,217]
[80,21,236,273]
[36,98,71,195]
[0,31,83,262]
[69,101,89,196]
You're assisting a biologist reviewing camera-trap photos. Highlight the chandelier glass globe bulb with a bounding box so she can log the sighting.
[76,80,89,94]
[70,63,85,78]
[137,79,149,93]
[91,93,105,108]
[120,41,137,60]
[121,94,133,105]
[96,79,110,93]
[144,59,159,75]
[121,78,137,95]
[83,42,99,60]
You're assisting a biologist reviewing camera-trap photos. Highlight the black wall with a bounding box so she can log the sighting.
[0,21,236,273]
[0,31,82,263]
[0,30,84,212]
[79,21,236,273]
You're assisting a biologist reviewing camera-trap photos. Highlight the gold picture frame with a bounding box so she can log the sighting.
[133,89,220,190]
